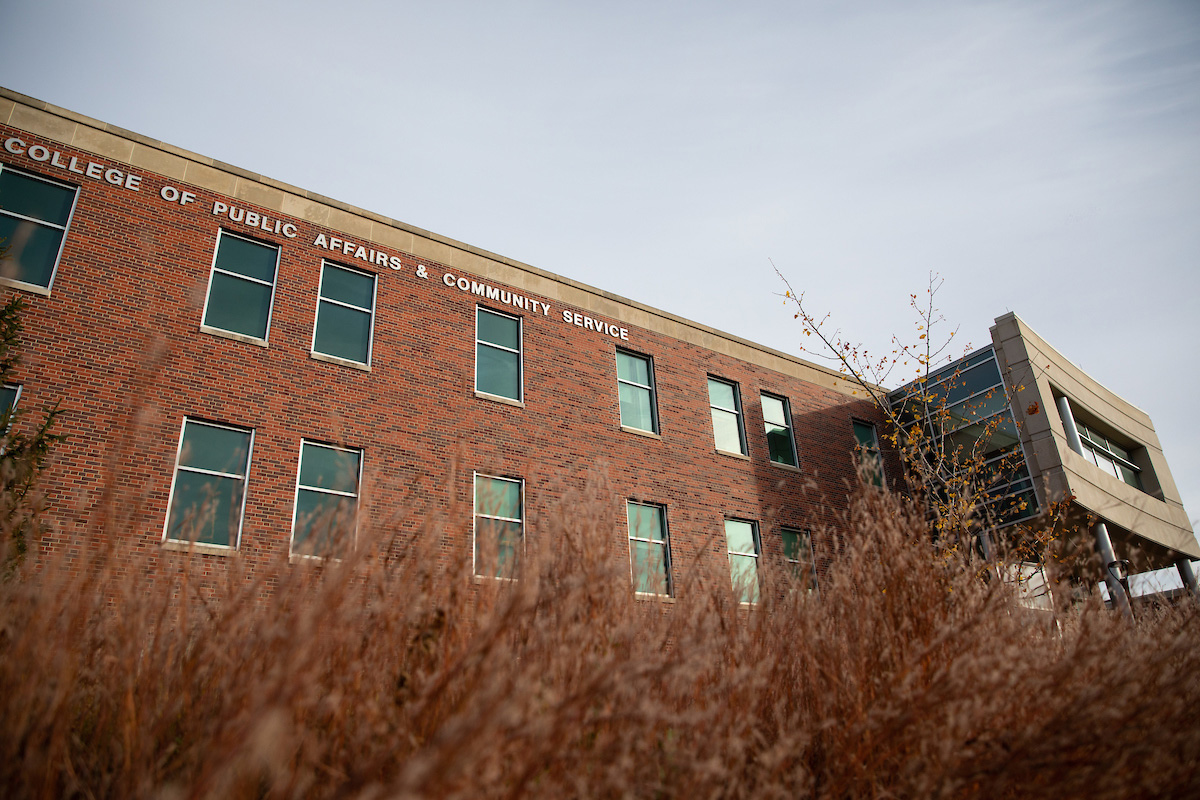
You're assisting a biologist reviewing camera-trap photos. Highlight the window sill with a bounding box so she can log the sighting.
[289,552,342,565]
[200,324,268,348]
[161,539,236,557]
[0,276,52,297]
[621,425,662,440]
[769,461,801,473]
[715,449,750,461]
[635,591,675,603]
[475,390,525,408]
[472,574,519,584]
[310,351,371,372]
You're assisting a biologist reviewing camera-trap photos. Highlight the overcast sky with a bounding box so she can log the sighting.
[3,1,1198,562]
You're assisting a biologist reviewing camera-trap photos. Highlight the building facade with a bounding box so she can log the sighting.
[889,314,1200,608]
[0,88,893,598]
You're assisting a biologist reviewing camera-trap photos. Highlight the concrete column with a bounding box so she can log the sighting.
[1094,521,1133,620]
[1060,397,1130,617]
[1057,395,1084,455]
[1176,559,1200,601]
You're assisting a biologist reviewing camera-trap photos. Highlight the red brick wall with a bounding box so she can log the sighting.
[0,123,890,598]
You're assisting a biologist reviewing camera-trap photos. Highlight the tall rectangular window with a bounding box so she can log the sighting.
[202,231,280,343]
[781,527,818,592]
[474,473,523,578]
[627,501,671,595]
[725,519,760,604]
[617,350,658,433]
[709,378,746,455]
[762,393,797,466]
[312,262,376,366]
[476,308,522,401]
[853,420,883,486]
[0,166,78,291]
[291,441,362,559]
[164,419,253,548]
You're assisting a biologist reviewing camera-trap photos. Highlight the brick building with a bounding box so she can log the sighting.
[0,87,892,599]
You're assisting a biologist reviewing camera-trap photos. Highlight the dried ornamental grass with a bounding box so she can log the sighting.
[1,469,1198,799]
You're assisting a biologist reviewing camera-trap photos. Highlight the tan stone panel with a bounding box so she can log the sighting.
[585,294,620,320]
[1062,455,1195,556]
[70,126,135,162]
[494,261,535,288]
[129,145,189,180]
[516,272,561,302]
[157,140,213,166]
[555,284,592,311]
[281,195,332,226]
[647,314,675,337]
[183,161,238,195]
[619,306,650,331]
[409,236,460,269]
[0,97,16,125]
[325,207,372,239]
[235,180,287,213]
[9,105,77,145]
[368,223,414,255]
[709,336,734,357]
[449,249,491,280]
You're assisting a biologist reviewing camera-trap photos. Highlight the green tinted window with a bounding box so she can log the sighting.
[617,351,651,385]
[293,442,360,558]
[709,379,745,455]
[167,471,244,547]
[711,409,743,454]
[214,234,278,283]
[0,217,65,287]
[166,420,252,548]
[476,309,521,400]
[708,378,736,410]
[478,308,519,350]
[627,501,665,542]
[853,421,877,450]
[314,303,372,363]
[474,518,522,579]
[475,475,522,520]
[299,442,360,494]
[292,490,355,558]
[180,420,251,475]
[617,352,657,432]
[0,385,17,420]
[782,528,818,591]
[477,345,520,399]
[762,393,796,466]
[0,169,75,224]
[766,426,794,464]
[726,519,761,604]
[314,264,375,365]
[628,501,670,594]
[762,395,786,426]
[781,529,806,562]
[631,540,669,594]
[725,519,757,554]
[475,475,523,578]
[0,169,77,289]
[729,554,759,604]
[320,264,374,308]
[619,383,655,431]
[204,234,279,339]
